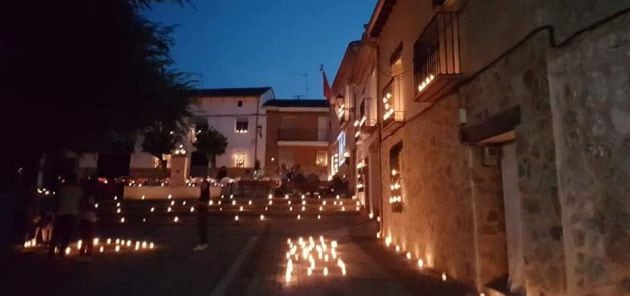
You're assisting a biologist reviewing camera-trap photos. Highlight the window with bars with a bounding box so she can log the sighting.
[235,118,249,133]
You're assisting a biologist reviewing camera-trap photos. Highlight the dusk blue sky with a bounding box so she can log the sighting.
[145,0,376,99]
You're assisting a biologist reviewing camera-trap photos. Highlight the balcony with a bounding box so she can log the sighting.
[382,79,405,135]
[413,11,463,103]
[278,128,328,142]
[353,116,378,144]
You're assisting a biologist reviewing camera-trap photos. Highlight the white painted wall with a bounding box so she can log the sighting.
[188,90,271,169]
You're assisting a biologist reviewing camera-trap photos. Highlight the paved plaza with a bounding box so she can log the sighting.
[2,196,474,296]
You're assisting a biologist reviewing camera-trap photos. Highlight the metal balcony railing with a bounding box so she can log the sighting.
[413,11,463,102]
[278,129,329,142]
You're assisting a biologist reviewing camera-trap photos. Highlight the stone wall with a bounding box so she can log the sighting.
[547,13,630,296]
[459,33,566,295]
[382,95,479,286]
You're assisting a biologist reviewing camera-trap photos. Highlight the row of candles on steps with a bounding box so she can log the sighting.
[102,193,362,224]
[284,236,346,284]
[24,237,155,254]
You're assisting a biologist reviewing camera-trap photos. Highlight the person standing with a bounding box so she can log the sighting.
[193,179,210,251]
[48,175,82,257]
[78,178,97,259]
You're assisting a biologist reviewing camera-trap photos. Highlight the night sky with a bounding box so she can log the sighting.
[145,0,375,99]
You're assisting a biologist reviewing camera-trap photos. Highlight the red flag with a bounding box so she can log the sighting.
[322,71,334,102]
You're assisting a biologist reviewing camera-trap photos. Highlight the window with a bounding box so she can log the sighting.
[237,100,243,107]
[234,152,246,168]
[383,43,405,122]
[235,118,249,133]
[389,142,403,212]
[337,132,346,166]
[316,151,328,167]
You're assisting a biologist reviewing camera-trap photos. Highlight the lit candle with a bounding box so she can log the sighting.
[248,200,252,205]
[268,194,272,199]
[99,246,104,253]
[168,194,172,199]
[93,238,99,245]
[239,206,243,211]
[150,207,155,212]
[395,245,400,253]
[234,215,239,221]
[114,196,118,201]
[190,207,195,213]
[297,214,301,220]
[259,214,265,221]
[323,267,329,276]
[268,200,273,205]
[301,206,305,211]
[182,201,187,206]
[126,240,131,247]
[116,208,121,214]
[149,242,154,249]
[141,195,145,200]
[65,247,71,255]
[232,200,236,205]
[406,252,412,260]
[417,259,424,269]
[442,272,447,282]
[289,206,293,211]
[265,206,268,211]
[317,215,321,220]
[120,217,125,223]
[115,245,120,252]
[95,203,99,209]
[170,201,175,206]
[307,268,313,276]
[173,216,179,223]
[116,202,121,207]
[167,207,172,212]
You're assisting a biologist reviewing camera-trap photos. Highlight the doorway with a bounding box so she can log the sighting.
[501,142,524,293]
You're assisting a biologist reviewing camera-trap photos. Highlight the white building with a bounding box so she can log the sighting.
[189,87,274,172]
[79,87,275,178]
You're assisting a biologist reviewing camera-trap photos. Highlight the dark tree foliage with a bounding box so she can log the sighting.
[142,122,179,169]
[0,0,195,189]
[193,119,227,169]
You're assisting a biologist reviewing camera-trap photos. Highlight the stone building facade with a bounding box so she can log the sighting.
[329,0,630,295]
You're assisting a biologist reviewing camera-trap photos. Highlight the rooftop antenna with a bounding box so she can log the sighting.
[296,73,308,99]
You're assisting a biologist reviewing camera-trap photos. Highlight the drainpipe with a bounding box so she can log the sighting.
[254,96,260,171]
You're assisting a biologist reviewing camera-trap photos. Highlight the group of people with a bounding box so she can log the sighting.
[15,174,98,259]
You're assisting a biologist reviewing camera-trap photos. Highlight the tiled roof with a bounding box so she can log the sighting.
[193,87,272,97]
[263,99,329,108]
